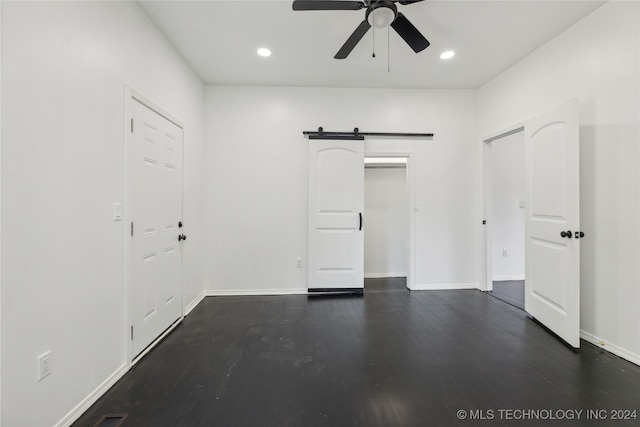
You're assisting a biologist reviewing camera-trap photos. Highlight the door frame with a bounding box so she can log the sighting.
[363,151,416,290]
[482,123,524,292]
[123,86,185,364]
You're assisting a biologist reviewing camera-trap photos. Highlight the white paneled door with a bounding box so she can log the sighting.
[308,139,365,291]
[524,99,580,348]
[131,98,184,358]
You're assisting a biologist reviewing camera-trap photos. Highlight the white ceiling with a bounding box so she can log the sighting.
[138,0,605,89]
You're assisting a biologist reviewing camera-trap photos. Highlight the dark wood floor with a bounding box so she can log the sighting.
[489,280,525,310]
[75,279,640,427]
[364,276,408,292]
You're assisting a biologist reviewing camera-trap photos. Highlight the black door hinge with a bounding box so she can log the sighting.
[482,220,486,225]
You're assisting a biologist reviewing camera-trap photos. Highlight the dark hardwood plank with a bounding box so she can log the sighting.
[74,280,640,427]
[490,280,525,310]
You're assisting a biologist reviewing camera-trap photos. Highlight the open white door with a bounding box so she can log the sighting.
[524,99,580,348]
[131,98,184,358]
[308,139,364,291]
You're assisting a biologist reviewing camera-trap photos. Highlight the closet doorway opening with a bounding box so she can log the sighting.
[364,157,409,292]
[485,130,525,309]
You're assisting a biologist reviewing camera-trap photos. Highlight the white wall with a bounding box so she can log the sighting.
[364,167,408,278]
[0,3,3,422]
[205,87,478,293]
[1,2,205,426]
[490,132,525,281]
[477,1,640,363]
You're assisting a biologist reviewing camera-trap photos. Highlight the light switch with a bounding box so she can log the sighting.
[113,203,122,221]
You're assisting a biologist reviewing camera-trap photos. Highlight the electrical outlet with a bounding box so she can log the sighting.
[37,351,52,381]
[296,258,302,268]
[502,248,508,257]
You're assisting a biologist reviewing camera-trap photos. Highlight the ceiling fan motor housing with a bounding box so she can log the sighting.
[366,0,398,28]
[291,0,428,59]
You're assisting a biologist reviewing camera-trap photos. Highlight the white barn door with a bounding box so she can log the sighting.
[524,99,581,348]
[308,139,364,291]
[131,98,184,358]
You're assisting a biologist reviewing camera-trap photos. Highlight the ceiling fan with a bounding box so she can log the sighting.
[292,0,430,59]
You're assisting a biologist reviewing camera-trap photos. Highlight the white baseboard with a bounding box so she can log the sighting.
[364,273,407,279]
[54,294,203,427]
[55,363,129,427]
[185,291,205,316]
[411,283,479,291]
[51,285,318,427]
[493,275,525,281]
[205,288,308,297]
[132,317,183,366]
[580,330,640,366]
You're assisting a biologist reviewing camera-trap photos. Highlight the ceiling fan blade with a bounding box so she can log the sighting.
[390,12,430,53]
[292,0,365,11]
[334,19,371,59]
[398,0,425,5]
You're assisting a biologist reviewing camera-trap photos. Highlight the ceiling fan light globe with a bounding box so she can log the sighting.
[367,6,395,28]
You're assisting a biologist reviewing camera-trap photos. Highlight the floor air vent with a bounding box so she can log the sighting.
[93,414,128,427]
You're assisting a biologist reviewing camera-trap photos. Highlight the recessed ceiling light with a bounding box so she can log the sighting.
[257,48,272,57]
[440,50,455,60]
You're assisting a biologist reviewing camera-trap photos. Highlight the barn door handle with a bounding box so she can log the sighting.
[359,213,363,231]
[560,231,572,238]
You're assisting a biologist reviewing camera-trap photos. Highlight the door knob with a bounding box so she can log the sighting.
[178,234,187,241]
[575,231,585,239]
[560,231,572,238]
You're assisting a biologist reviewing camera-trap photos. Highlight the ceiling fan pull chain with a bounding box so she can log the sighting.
[372,8,376,58]
[387,25,390,72]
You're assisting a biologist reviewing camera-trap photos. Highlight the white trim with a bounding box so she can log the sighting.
[57,298,190,426]
[124,86,186,363]
[363,151,416,291]
[482,123,525,144]
[0,2,3,421]
[482,124,526,292]
[483,139,493,292]
[492,275,525,282]
[129,88,184,129]
[580,330,640,367]
[54,363,129,427]
[364,157,407,165]
[123,86,132,368]
[132,317,183,366]
[412,283,479,291]
[205,288,308,297]
[185,291,206,316]
[364,273,407,279]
